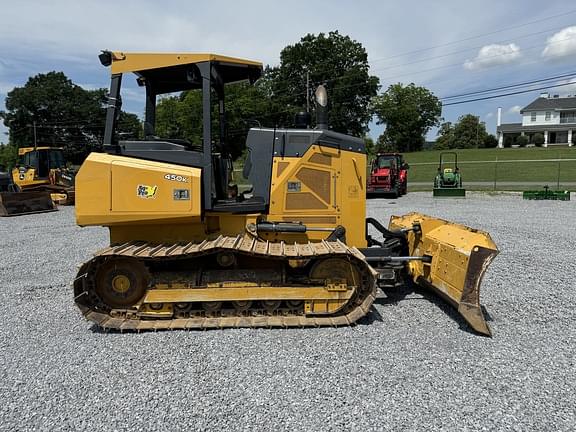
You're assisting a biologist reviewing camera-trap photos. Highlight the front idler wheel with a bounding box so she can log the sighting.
[95,258,149,309]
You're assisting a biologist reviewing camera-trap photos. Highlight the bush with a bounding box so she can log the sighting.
[516,135,529,147]
[533,133,544,147]
[483,134,498,148]
[503,136,514,148]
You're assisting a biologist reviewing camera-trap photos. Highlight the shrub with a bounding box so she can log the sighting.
[483,134,498,148]
[516,135,529,147]
[503,136,515,148]
[533,133,544,147]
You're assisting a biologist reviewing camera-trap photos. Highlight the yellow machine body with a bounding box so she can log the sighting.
[77,144,366,247]
[267,145,366,247]
[76,153,202,226]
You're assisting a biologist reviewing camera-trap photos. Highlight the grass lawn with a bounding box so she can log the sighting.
[232,146,576,191]
[401,146,576,187]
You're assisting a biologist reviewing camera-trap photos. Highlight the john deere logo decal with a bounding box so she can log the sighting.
[137,184,158,199]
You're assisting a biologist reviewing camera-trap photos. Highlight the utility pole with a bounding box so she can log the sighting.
[476,116,480,148]
[306,69,310,113]
[557,152,561,190]
[33,121,37,150]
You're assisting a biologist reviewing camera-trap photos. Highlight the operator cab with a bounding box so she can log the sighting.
[99,51,263,212]
[16,147,66,179]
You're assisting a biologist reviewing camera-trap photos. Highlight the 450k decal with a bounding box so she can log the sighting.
[164,174,189,183]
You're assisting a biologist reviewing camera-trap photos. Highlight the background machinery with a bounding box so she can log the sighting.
[433,151,465,197]
[0,167,56,216]
[13,146,76,205]
[73,51,498,335]
[523,185,570,201]
[367,153,408,198]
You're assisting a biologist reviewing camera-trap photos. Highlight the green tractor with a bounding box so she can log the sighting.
[433,152,465,197]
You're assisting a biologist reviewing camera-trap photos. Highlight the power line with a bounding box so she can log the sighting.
[441,71,576,100]
[442,81,576,106]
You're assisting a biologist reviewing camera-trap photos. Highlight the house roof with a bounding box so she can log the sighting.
[521,96,576,113]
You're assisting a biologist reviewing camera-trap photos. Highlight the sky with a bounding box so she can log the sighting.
[1,0,576,144]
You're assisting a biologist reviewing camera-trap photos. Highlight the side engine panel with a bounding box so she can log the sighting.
[76,153,202,226]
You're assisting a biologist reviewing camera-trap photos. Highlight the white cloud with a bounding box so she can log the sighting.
[507,105,522,114]
[77,83,100,91]
[485,112,494,119]
[463,44,521,70]
[542,26,576,60]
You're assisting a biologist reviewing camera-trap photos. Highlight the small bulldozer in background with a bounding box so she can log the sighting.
[0,168,56,217]
[12,147,76,205]
[433,152,465,198]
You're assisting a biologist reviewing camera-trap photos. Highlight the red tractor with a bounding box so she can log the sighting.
[367,153,409,198]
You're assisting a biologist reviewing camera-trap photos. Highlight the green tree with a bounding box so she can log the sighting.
[364,135,376,157]
[434,122,455,150]
[266,31,379,135]
[373,83,441,152]
[0,72,141,164]
[155,82,273,159]
[375,133,396,153]
[452,114,488,149]
[0,143,18,170]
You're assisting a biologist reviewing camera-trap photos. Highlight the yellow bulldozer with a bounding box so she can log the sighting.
[13,146,75,205]
[0,167,56,216]
[73,51,498,335]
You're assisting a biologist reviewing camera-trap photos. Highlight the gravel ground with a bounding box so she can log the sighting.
[0,193,574,431]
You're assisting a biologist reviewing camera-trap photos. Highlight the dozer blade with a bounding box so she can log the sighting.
[0,191,57,216]
[389,212,498,336]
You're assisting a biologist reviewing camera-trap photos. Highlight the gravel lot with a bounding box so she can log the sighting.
[1,193,574,431]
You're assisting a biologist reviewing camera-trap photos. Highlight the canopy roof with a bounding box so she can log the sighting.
[107,52,263,93]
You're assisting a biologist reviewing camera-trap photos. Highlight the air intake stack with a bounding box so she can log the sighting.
[315,85,328,130]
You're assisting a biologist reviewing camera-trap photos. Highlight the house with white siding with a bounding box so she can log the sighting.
[496,93,576,147]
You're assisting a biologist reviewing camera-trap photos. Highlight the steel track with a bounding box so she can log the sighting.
[74,235,378,332]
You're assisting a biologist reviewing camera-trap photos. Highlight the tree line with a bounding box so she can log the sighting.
[1,31,499,168]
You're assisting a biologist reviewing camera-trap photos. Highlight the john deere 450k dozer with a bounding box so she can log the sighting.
[74,52,498,335]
